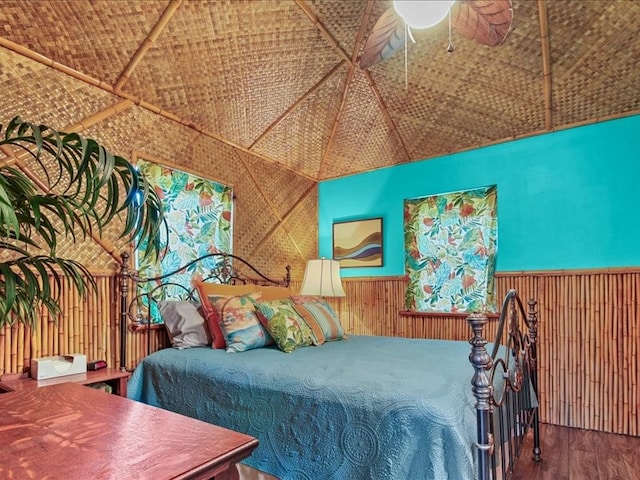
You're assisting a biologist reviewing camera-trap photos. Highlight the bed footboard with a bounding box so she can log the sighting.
[468,290,541,480]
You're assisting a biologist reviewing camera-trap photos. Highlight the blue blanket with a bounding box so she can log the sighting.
[128,335,479,480]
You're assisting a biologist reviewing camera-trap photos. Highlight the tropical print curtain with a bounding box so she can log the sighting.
[404,185,497,313]
[135,159,233,312]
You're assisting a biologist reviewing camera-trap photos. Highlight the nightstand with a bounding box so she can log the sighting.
[0,368,131,397]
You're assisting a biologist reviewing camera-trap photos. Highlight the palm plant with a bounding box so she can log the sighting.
[0,117,164,328]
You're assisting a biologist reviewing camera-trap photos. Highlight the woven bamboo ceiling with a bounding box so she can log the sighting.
[0,0,639,182]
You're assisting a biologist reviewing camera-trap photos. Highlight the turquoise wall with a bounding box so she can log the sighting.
[318,115,640,277]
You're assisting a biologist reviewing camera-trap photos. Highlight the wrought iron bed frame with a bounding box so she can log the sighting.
[118,252,541,480]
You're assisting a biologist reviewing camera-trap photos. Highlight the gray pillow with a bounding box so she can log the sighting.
[158,301,212,349]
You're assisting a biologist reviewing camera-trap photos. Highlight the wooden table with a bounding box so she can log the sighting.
[0,368,131,397]
[0,382,259,479]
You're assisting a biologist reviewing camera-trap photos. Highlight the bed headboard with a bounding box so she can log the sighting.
[118,251,291,370]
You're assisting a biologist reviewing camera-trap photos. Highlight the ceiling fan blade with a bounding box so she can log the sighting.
[452,0,513,47]
[359,7,406,70]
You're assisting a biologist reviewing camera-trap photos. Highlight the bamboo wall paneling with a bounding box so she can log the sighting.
[1,268,638,438]
[0,274,116,376]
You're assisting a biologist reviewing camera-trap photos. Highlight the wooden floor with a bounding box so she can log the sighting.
[513,423,640,480]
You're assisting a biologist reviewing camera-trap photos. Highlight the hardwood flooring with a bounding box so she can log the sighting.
[513,423,640,480]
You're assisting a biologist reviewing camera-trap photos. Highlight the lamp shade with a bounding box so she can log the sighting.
[393,0,455,29]
[299,259,346,297]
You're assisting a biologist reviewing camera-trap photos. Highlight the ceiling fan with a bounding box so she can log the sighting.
[359,0,513,70]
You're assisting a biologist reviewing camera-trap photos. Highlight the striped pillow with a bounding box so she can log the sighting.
[255,299,313,353]
[290,295,345,344]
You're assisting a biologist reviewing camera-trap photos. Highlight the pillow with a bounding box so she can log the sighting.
[194,280,258,349]
[258,285,294,301]
[290,295,346,343]
[158,301,211,349]
[254,299,314,353]
[210,293,272,353]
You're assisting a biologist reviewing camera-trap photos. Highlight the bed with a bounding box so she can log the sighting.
[120,253,541,480]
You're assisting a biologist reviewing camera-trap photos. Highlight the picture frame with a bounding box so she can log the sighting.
[332,217,383,268]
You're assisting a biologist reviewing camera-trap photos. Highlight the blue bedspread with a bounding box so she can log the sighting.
[128,335,479,480]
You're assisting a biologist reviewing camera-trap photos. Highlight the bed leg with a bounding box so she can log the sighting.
[468,313,494,480]
[119,252,130,372]
[527,299,542,462]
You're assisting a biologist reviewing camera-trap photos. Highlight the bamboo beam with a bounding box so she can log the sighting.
[316,64,355,180]
[351,1,376,65]
[63,99,135,133]
[114,0,182,92]
[235,149,311,262]
[537,0,553,130]
[249,61,346,149]
[250,183,317,260]
[294,0,351,64]
[363,69,411,162]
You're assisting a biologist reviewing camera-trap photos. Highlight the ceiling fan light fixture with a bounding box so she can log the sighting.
[393,0,455,29]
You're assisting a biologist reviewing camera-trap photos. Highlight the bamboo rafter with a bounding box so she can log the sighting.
[249,60,346,150]
[113,0,183,92]
[250,183,316,260]
[294,0,351,64]
[537,0,553,130]
[317,64,356,180]
[311,0,376,179]
[363,69,411,162]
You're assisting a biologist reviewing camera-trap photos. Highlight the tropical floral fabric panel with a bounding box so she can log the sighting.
[135,159,233,320]
[404,185,497,313]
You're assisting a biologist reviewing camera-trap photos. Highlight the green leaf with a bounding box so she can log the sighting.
[0,116,166,328]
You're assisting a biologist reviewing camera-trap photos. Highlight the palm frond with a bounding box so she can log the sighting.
[0,116,166,328]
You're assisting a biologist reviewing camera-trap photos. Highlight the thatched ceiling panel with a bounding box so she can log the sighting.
[0,0,164,85]
[280,187,319,273]
[123,1,342,148]
[239,153,315,221]
[1,0,638,182]
[0,49,116,131]
[321,68,405,178]
[308,0,368,57]
[247,186,318,281]
[251,227,305,282]
[548,0,640,125]
[251,65,348,178]
[229,152,281,257]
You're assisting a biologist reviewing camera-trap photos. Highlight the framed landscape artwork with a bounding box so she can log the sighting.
[332,218,383,268]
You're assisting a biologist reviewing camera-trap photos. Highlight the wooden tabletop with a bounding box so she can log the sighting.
[0,368,131,395]
[0,382,258,479]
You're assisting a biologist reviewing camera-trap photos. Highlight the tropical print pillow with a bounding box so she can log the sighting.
[255,299,313,353]
[211,293,272,353]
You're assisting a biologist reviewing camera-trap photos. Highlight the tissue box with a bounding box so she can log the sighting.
[31,354,87,380]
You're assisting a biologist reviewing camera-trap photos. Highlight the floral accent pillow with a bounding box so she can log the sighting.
[209,293,272,353]
[194,280,258,349]
[290,295,346,344]
[255,299,313,353]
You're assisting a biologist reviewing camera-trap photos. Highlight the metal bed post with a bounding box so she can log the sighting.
[468,312,493,480]
[119,252,130,372]
[527,299,542,462]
